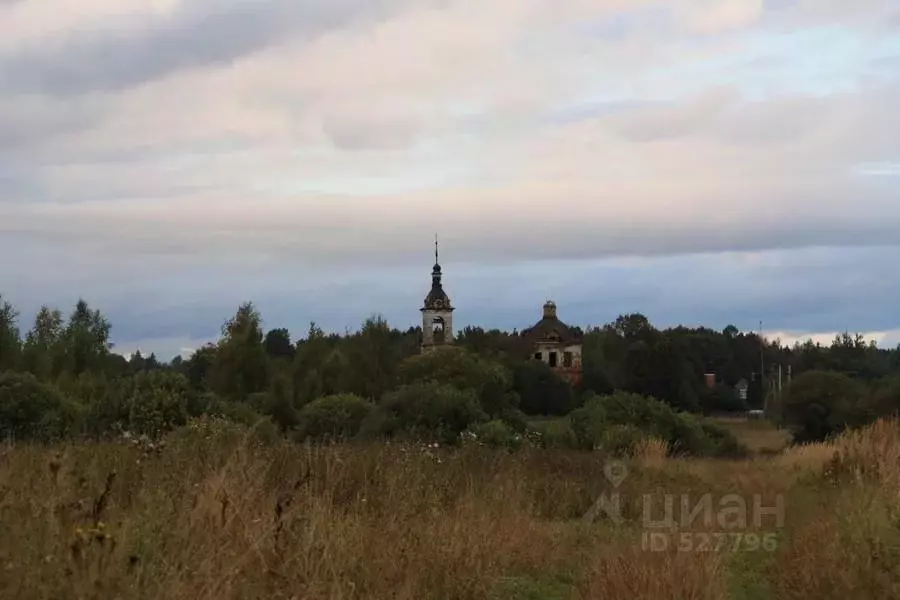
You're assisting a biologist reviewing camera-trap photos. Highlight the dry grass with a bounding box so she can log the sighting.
[770,417,900,600]
[709,417,793,455]
[1,416,899,599]
[631,437,668,469]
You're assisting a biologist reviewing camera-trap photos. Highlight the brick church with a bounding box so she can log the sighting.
[419,239,583,386]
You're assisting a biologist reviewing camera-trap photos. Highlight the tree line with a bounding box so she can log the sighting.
[1,293,898,446]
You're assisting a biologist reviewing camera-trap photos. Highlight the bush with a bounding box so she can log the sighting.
[599,424,647,456]
[396,347,517,418]
[297,394,373,440]
[498,407,529,433]
[79,371,191,437]
[535,419,579,449]
[0,372,82,441]
[470,419,521,449]
[700,422,747,458]
[374,381,489,444]
[568,391,745,457]
[782,370,870,442]
[513,361,577,416]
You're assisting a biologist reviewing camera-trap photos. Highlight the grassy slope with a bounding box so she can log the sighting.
[1,417,899,599]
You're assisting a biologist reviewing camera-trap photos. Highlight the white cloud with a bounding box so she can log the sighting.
[3,0,900,348]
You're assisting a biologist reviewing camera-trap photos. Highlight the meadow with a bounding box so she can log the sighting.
[1,416,899,600]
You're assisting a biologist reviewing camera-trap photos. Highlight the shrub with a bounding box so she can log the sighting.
[498,407,529,433]
[396,347,517,418]
[536,419,579,449]
[374,381,489,444]
[782,370,870,442]
[0,371,82,441]
[80,371,191,437]
[471,419,521,449]
[700,421,747,458]
[297,393,374,440]
[206,396,268,428]
[599,424,647,456]
[513,361,577,415]
[568,391,745,457]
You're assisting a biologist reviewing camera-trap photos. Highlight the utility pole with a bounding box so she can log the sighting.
[759,320,767,414]
[778,364,783,393]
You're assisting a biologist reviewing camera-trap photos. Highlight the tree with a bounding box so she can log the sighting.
[60,299,111,377]
[513,360,576,415]
[264,328,295,359]
[397,346,518,418]
[343,315,401,400]
[183,344,216,390]
[21,306,65,379]
[0,295,21,372]
[0,371,81,441]
[208,302,268,401]
[612,313,655,341]
[782,370,870,442]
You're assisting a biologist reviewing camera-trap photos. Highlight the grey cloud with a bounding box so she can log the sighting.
[10,245,900,358]
[0,0,416,95]
[323,114,424,151]
[0,95,105,156]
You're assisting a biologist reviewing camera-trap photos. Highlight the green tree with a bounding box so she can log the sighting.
[513,360,576,415]
[60,299,111,377]
[208,302,268,401]
[782,370,870,442]
[344,315,401,400]
[293,322,331,404]
[397,346,518,418]
[21,306,65,379]
[264,328,295,359]
[0,295,21,372]
[183,344,216,390]
[0,372,82,441]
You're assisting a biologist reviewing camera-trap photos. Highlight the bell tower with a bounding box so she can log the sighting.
[421,235,454,353]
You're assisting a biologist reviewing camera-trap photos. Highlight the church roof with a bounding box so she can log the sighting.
[423,266,452,310]
[521,301,581,346]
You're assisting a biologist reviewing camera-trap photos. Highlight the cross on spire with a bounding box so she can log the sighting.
[434,233,439,265]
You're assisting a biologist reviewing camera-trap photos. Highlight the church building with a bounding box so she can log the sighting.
[418,240,584,387]
[520,301,584,386]
[420,238,454,354]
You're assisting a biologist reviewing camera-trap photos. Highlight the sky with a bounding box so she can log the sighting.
[1,0,899,359]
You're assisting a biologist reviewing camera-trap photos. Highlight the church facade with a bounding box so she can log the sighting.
[520,301,584,386]
[419,241,583,385]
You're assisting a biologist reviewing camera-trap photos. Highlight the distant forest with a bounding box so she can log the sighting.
[1,293,898,447]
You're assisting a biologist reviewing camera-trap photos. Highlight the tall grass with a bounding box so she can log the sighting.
[1,416,899,599]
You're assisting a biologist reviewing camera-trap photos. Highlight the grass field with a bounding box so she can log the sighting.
[1,417,899,599]
[707,417,794,455]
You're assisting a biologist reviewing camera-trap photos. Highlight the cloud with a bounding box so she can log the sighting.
[0,0,419,94]
[3,0,900,355]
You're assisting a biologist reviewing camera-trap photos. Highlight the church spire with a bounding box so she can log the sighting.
[432,234,442,285]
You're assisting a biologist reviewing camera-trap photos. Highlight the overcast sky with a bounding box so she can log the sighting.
[2,0,900,359]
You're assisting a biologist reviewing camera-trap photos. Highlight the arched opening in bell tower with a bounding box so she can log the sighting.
[431,317,446,343]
